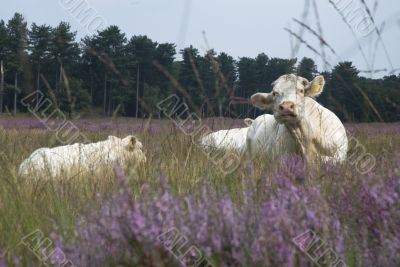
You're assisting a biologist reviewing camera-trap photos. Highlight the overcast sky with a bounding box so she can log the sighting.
[1,0,400,78]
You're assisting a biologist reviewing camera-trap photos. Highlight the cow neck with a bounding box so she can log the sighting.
[285,116,318,163]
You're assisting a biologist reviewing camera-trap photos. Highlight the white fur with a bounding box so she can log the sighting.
[246,114,297,157]
[248,74,348,162]
[19,135,146,178]
[201,127,249,152]
[247,98,348,162]
[202,74,348,163]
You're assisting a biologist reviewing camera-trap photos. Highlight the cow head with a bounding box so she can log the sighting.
[122,135,146,163]
[250,74,325,125]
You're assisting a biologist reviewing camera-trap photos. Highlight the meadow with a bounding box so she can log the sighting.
[0,117,399,267]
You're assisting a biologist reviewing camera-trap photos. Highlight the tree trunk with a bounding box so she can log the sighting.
[14,71,18,116]
[59,63,63,92]
[90,68,93,104]
[0,61,4,114]
[136,64,140,118]
[107,82,112,116]
[218,100,223,117]
[36,63,40,110]
[55,71,58,92]
[103,72,107,115]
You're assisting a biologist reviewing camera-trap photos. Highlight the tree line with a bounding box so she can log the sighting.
[0,13,399,122]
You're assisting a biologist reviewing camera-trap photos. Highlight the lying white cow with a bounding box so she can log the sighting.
[200,118,253,152]
[19,135,146,178]
[248,74,348,162]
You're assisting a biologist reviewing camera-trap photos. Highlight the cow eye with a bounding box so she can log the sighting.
[299,89,304,94]
[272,91,277,96]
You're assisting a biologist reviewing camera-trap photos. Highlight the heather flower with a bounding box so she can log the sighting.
[49,150,400,267]
[54,162,347,266]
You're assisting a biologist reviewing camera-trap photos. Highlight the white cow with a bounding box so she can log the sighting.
[248,74,348,162]
[200,118,253,152]
[19,135,146,178]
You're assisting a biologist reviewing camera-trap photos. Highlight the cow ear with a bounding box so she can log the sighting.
[128,136,137,151]
[305,75,325,97]
[251,93,273,110]
[244,118,253,126]
[130,136,137,146]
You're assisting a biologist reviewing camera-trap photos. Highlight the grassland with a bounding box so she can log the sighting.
[0,117,399,266]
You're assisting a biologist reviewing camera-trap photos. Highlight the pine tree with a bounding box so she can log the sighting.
[82,26,127,115]
[126,35,157,116]
[297,57,317,81]
[58,77,91,117]
[50,22,80,91]
[215,52,236,116]
[6,13,28,115]
[178,46,203,115]
[28,23,52,109]
[0,20,7,113]
[331,62,362,121]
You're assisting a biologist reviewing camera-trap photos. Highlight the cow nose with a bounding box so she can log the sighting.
[279,101,295,113]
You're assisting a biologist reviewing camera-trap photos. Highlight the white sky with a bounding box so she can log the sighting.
[1,0,400,78]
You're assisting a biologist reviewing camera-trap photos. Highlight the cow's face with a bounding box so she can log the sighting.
[250,74,325,125]
[122,135,146,163]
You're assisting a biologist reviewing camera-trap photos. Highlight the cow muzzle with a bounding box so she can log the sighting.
[278,101,296,117]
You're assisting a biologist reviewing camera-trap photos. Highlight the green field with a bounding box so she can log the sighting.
[0,118,399,266]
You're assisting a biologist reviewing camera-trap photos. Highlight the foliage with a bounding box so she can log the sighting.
[58,77,91,117]
[0,13,399,121]
[297,57,317,81]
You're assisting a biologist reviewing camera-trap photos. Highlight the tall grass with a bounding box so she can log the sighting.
[0,119,399,266]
